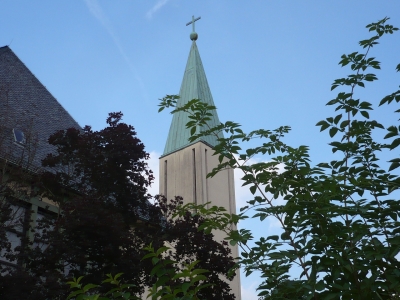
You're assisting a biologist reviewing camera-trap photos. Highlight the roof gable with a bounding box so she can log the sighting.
[0,46,81,169]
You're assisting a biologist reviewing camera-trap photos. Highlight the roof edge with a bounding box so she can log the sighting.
[160,139,215,159]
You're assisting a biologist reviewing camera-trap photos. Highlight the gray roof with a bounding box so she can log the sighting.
[0,46,81,170]
[0,46,154,222]
[162,40,223,156]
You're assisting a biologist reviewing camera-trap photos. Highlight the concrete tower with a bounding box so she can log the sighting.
[159,16,241,299]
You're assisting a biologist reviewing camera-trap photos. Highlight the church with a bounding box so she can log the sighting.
[0,44,79,268]
[0,17,241,299]
[159,16,241,299]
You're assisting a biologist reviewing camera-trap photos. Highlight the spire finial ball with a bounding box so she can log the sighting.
[190,32,198,41]
[186,16,201,41]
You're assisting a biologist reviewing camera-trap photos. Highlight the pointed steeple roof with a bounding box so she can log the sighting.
[162,24,222,156]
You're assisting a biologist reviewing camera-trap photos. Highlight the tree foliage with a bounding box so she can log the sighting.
[0,112,235,299]
[159,17,400,299]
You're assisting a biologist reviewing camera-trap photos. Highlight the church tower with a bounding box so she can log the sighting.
[159,16,241,299]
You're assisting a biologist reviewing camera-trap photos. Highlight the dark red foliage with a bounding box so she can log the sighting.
[0,112,236,299]
[41,112,153,220]
[151,196,236,300]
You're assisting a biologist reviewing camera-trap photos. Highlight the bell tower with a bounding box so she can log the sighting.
[159,16,241,299]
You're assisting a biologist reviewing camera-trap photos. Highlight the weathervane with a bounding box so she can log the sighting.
[186,15,201,41]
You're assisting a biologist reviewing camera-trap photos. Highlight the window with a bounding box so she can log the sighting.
[32,211,50,252]
[12,128,25,145]
[0,204,26,265]
[0,232,21,264]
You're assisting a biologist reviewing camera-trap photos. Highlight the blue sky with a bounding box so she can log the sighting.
[1,1,400,298]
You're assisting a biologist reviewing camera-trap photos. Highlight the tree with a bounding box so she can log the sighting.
[0,111,153,299]
[0,95,45,296]
[150,195,236,300]
[159,17,400,299]
[0,112,236,300]
[67,198,237,300]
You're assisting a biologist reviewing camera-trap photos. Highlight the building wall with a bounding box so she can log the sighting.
[160,141,235,210]
[0,193,58,268]
[159,141,241,299]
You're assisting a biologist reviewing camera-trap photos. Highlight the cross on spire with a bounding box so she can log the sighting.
[186,15,201,32]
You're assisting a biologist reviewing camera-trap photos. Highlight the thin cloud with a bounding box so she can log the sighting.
[234,155,284,209]
[241,281,261,300]
[233,156,285,231]
[84,0,107,27]
[83,0,147,100]
[146,0,170,19]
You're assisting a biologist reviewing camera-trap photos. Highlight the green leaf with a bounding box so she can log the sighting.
[316,120,330,131]
[83,283,99,292]
[389,212,398,221]
[249,185,257,195]
[384,126,399,139]
[360,110,369,119]
[340,120,350,128]
[390,138,400,150]
[267,235,279,241]
[389,160,400,171]
[329,127,338,137]
[334,114,342,124]
[268,252,285,259]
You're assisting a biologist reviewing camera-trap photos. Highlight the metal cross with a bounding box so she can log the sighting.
[186,15,201,32]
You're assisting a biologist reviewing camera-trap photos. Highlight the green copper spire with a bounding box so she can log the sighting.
[162,17,223,156]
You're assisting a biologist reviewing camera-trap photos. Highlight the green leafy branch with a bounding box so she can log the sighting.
[159,17,400,299]
[142,244,212,300]
[67,273,139,300]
